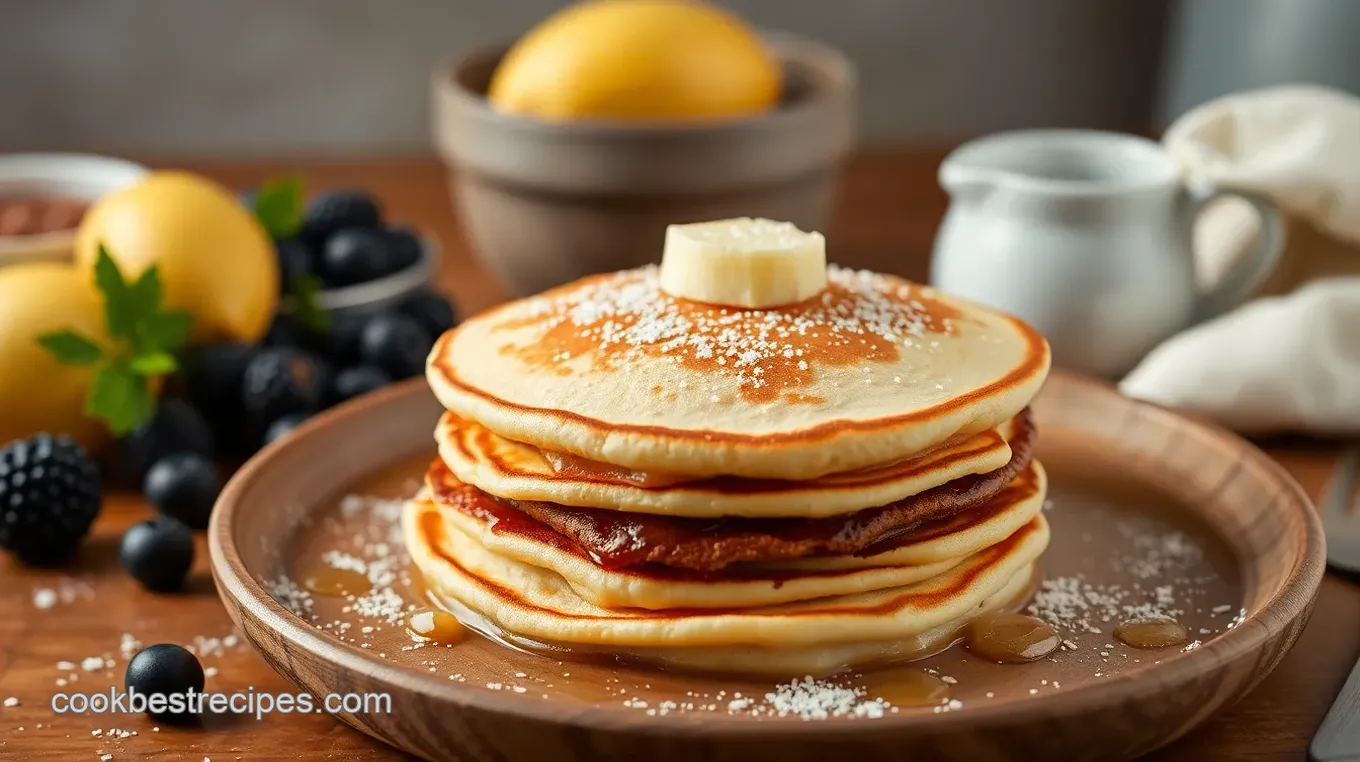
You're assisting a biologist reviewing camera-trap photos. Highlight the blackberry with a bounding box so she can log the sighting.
[301,190,382,242]
[359,313,433,380]
[320,228,394,287]
[116,398,214,485]
[241,348,330,425]
[0,434,102,565]
[398,289,458,339]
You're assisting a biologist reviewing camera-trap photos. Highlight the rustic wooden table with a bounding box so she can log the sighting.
[0,153,1356,761]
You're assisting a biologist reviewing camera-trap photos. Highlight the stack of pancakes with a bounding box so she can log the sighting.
[405,265,1051,675]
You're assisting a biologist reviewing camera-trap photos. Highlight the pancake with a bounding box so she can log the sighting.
[427,265,1050,480]
[403,494,1050,648]
[431,461,1044,609]
[602,563,1037,675]
[425,426,1036,571]
[439,505,957,610]
[435,409,1029,518]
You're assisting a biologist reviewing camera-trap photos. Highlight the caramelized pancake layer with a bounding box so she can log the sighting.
[429,461,1044,609]
[436,409,1030,518]
[402,495,1050,649]
[428,266,1050,479]
[425,422,1035,571]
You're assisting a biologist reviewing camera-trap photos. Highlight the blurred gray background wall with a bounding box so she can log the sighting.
[0,0,1170,156]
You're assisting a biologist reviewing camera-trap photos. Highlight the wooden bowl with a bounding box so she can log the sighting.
[208,373,1324,762]
[430,35,855,296]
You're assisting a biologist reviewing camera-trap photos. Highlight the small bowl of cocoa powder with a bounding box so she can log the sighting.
[0,154,148,268]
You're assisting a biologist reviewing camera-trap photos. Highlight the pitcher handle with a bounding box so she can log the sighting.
[1190,184,1286,321]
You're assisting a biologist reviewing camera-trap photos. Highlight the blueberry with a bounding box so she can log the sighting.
[263,413,310,445]
[186,343,256,455]
[187,343,255,412]
[125,644,204,721]
[320,229,393,287]
[120,517,195,592]
[312,309,367,366]
[359,313,432,380]
[143,453,220,530]
[117,399,214,485]
[265,313,311,348]
[302,190,382,242]
[241,348,330,424]
[275,236,313,292]
[386,226,423,272]
[330,365,391,405]
[398,289,458,339]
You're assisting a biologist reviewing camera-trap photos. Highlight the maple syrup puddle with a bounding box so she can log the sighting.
[859,667,952,707]
[1113,618,1189,649]
[277,446,1243,717]
[964,613,1061,663]
[301,567,371,597]
[407,608,466,644]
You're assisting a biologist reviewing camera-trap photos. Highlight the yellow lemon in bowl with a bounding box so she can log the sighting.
[0,263,109,450]
[488,0,781,121]
[74,171,278,345]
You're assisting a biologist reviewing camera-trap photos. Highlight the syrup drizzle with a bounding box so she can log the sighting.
[495,266,966,403]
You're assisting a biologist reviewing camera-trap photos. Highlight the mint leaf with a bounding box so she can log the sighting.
[129,351,179,376]
[129,263,164,313]
[71,244,196,435]
[253,176,304,239]
[36,330,103,365]
[93,245,136,340]
[289,274,331,334]
[85,361,153,436]
[141,309,193,354]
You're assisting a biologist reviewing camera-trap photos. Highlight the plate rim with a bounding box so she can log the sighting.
[208,372,1326,738]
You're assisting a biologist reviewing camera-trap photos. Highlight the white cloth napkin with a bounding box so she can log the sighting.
[1119,85,1360,434]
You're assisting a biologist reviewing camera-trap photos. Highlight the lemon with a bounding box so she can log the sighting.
[74,171,279,345]
[488,0,781,121]
[0,263,109,451]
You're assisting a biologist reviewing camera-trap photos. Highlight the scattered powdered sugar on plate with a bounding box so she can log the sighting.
[31,577,94,610]
[266,494,415,643]
[761,677,894,720]
[1028,506,1230,652]
[610,675,954,721]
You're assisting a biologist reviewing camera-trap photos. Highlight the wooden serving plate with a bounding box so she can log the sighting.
[208,372,1325,762]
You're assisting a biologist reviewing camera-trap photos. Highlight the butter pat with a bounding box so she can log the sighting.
[659,218,827,308]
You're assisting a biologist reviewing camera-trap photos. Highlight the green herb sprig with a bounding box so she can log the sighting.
[37,246,193,435]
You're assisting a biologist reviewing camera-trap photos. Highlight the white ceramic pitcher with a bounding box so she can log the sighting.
[930,130,1284,379]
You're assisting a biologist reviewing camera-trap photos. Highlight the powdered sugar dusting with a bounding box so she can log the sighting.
[497,266,965,404]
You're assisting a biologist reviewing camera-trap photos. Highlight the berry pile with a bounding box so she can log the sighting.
[200,188,458,455]
[0,188,459,589]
